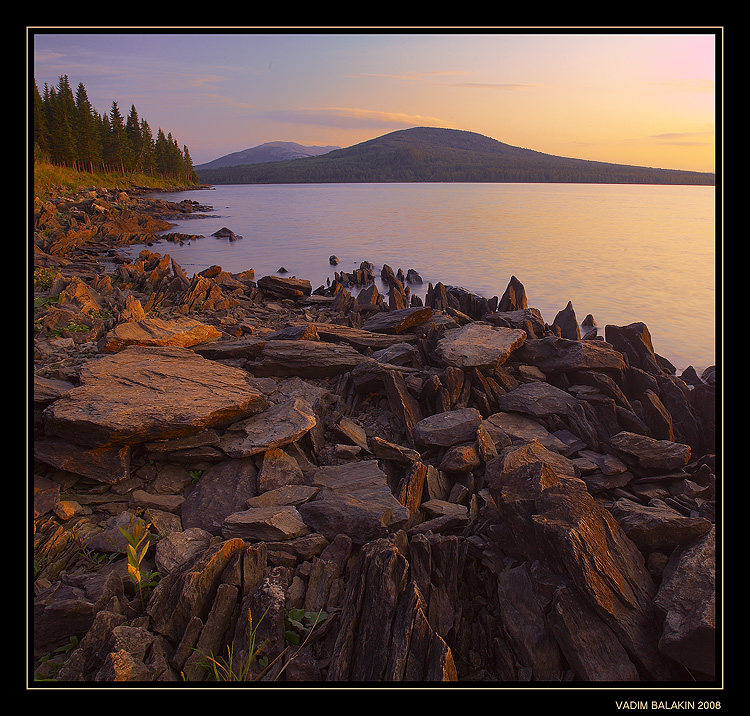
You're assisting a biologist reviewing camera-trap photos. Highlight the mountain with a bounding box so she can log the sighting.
[195,127,715,186]
[195,141,340,170]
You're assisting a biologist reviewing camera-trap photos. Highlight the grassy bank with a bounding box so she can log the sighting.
[33,160,202,202]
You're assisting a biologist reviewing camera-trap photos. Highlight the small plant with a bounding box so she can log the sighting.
[189,469,203,484]
[189,608,271,682]
[284,608,328,645]
[33,266,59,290]
[118,516,160,610]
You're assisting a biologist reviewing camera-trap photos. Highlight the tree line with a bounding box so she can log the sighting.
[33,75,199,184]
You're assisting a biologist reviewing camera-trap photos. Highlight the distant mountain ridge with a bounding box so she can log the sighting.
[195,141,340,170]
[195,127,715,186]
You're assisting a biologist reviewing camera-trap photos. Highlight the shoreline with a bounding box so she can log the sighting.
[31,186,718,685]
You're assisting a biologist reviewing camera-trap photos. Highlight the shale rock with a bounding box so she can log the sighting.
[43,346,268,448]
[436,322,527,369]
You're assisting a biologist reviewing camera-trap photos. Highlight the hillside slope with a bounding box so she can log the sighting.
[195,127,715,186]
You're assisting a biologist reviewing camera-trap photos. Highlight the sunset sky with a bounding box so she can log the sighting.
[31,29,718,173]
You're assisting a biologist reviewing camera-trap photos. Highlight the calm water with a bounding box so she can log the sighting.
[126,182,717,373]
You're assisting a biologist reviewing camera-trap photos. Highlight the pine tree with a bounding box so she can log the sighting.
[74,82,101,173]
[33,80,50,160]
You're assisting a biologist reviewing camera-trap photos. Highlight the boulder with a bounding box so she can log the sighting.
[436,322,526,369]
[43,346,268,448]
[610,498,712,551]
[257,274,312,299]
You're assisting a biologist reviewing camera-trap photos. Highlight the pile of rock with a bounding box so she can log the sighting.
[32,188,718,684]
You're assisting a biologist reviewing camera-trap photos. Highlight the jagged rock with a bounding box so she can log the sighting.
[654,527,716,676]
[147,539,266,645]
[552,301,581,340]
[436,322,526,369]
[487,450,679,679]
[605,322,662,375]
[43,346,268,448]
[220,398,317,458]
[497,275,528,312]
[327,539,456,681]
[154,527,217,574]
[98,316,221,353]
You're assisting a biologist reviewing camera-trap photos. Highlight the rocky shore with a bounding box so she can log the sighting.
[31,186,718,685]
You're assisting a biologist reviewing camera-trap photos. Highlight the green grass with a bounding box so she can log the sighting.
[33,160,199,201]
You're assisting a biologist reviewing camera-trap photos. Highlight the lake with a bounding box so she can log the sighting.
[125,182,717,374]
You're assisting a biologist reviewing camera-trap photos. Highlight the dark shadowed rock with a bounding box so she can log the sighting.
[180,457,259,535]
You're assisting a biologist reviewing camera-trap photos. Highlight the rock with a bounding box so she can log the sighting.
[257,447,305,492]
[34,438,131,484]
[329,255,339,265]
[436,322,527,369]
[246,339,369,378]
[98,316,221,353]
[220,398,317,458]
[314,323,415,350]
[362,306,433,334]
[497,275,528,312]
[299,461,410,544]
[514,336,627,374]
[257,274,312,299]
[605,322,662,375]
[552,301,581,340]
[610,498,712,551]
[654,527,716,676]
[43,346,268,448]
[155,528,217,573]
[482,412,565,452]
[180,457,259,535]
[212,227,240,240]
[494,381,579,418]
[609,431,691,472]
[488,455,678,679]
[222,505,311,541]
[412,408,483,448]
[326,539,456,681]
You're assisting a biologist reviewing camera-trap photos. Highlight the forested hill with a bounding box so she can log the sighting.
[195,127,715,186]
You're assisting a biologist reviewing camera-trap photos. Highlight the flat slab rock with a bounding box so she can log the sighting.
[436,322,527,369]
[43,345,268,448]
[219,398,317,457]
[98,316,221,353]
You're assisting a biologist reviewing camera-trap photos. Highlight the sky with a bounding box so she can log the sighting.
[30,28,718,172]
